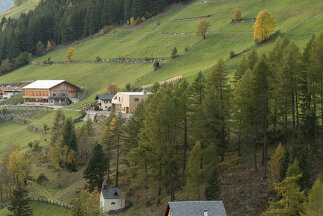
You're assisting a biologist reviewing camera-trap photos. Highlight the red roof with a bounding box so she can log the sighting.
[0,87,23,92]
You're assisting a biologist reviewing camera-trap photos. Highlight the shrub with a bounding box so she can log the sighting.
[99,25,113,36]
[96,56,102,62]
[153,60,160,71]
[233,8,242,20]
[229,51,236,59]
[37,173,49,185]
[141,17,146,22]
[32,140,40,151]
[156,20,161,26]
[184,45,190,52]
[170,47,178,59]
[28,142,33,148]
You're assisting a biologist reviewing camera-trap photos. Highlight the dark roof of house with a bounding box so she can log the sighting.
[165,201,227,216]
[95,94,115,101]
[101,187,122,199]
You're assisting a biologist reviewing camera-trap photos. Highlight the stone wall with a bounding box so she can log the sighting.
[32,57,170,66]
[172,14,213,22]
[231,18,256,23]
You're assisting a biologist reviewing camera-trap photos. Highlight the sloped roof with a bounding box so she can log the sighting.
[23,80,66,89]
[166,201,227,216]
[95,94,115,100]
[101,187,122,199]
[118,91,151,96]
[0,87,23,92]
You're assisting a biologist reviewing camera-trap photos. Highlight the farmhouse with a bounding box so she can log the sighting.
[112,91,150,114]
[165,201,227,216]
[0,87,22,101]
[95,94,115,111]
[23,80,80,106]
[100,181,125,214]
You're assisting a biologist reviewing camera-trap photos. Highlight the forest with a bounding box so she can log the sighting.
[0,0,190,69]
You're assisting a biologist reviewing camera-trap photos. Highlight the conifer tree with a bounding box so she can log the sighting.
[269,143,285,184]
[62,117,78,171]
[204,165,221,200]
[185,141,203,200]
[254,10,275,42]
[7,185,32,216]
[263,163,304,216]
[304,174,323,216]
[83,144,109,192]
[280,148,290,182]
[208,57,231,161]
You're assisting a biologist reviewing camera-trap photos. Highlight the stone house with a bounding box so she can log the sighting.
[164,201,227,216]
[23,80,80,106]
[95,94,115,111]
[0,87,22,101]
[112,91,150,114]
[100,181,125,214]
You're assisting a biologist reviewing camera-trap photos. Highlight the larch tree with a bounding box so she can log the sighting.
[204,165,221,200]
[254,10,275,42]
[208,57,231,161]
[196,19,211,39]
[304,174,323,216]
[233,8,242,20]
[269,143,285,184]
[66,47,75,62]
[185,141,203,200]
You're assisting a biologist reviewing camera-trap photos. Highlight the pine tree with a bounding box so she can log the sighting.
[62,117,78,171]
[185,141,203,200]
[204,165,221,200]
[7,186,33,216]
[83,144,109,192]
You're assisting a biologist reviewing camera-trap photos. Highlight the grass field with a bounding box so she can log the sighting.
[0,0,39,19]
[0,201,70,216]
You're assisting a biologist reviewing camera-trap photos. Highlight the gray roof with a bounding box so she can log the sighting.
[167,201,227,216]
[95,94,115,101]
[101,187,122,199]
[23,80,65,89]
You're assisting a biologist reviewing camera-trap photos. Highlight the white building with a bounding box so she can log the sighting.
[100,181,125,214]
[0,87,22,101]
[95,94,115,111]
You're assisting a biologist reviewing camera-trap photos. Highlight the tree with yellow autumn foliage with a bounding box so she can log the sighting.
[254,10,275,42]
[196,20,211,39]
[269,143,285,184]
[233,8,242,20]
[66,47,74,62]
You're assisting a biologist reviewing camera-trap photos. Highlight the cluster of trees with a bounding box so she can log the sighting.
[49,110,95,172]
[81,34,323,205]
[0,0,190,65]
[0,144,32,208]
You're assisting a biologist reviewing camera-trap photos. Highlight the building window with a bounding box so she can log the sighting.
[53,93,56,97]
[63,93,66,97]
[134,98,139,102]
[111,202,116,205]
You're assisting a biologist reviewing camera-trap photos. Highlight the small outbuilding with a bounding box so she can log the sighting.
[95,94,115,111]
[100,181,125,214]
[165,201,227,216]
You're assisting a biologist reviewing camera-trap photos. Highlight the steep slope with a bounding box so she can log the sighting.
[1,0,322,105]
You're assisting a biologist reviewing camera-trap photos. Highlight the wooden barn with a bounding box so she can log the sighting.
[23,80,80,106]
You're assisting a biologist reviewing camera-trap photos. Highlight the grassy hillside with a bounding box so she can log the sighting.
[0,201,70,216]
[0,0,39,19]
[1,0,322,105]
